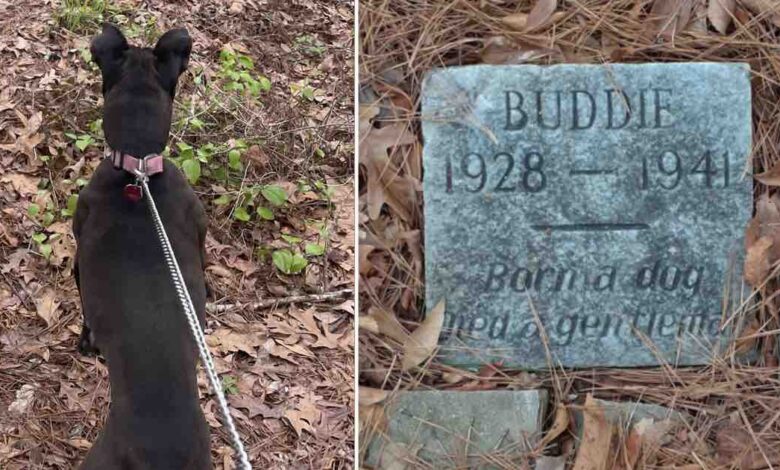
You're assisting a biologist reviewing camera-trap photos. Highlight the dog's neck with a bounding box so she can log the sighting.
[102,89,173,157]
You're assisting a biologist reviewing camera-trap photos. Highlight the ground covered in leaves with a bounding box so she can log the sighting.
[0,0,354,468]
[359,0,780,468]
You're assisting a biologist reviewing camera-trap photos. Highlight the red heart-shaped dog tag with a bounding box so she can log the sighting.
[123,184,143,202]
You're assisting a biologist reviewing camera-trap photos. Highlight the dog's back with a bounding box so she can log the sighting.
[74,24,212,469]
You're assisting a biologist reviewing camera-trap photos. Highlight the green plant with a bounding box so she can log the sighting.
[221,375,239,395]
[293,35,327,57]
[65,132,97,152]
[218,48,271,97]
[272,249,308,275]
[56,0,107,33]
[31,232,52,260]
[217,184,289,223]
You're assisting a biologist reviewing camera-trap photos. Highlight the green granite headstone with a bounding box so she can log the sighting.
[422,63,752,368]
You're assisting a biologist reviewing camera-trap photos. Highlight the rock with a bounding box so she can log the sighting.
[366,389,548,468]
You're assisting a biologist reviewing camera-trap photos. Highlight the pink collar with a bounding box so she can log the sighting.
[104,147,164,177]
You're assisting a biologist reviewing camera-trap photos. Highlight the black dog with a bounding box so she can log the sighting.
[73,24,211,469]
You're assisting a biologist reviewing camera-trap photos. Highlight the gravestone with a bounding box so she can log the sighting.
[365,390,547,468]
[422,63,752,368]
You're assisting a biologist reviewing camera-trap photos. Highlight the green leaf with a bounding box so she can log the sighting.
[76,178,89,187]
[181,159,201,185]
[42,212,54,226]
[272,249,293,274]
[258,76,271,91]
[237,55,254,69]
[233,207,251,222]
[305,243,325,256]
[39,243,52,259]
[62,194,78,217]
[222,375,239,395]
[190,117,205,130]
[256,206,274,220]
[213,194,232,205]
[32,232,47,244]
[28,204,40,217]
[261,185,287,206]
[281,234,302,244]
[272,249,308,275]
[290,253,308,273]
[302,86,315,101]
[228,149,242,170]
[75,136,92,151]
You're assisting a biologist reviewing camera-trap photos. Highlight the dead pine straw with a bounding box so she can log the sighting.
[359,0,780,468]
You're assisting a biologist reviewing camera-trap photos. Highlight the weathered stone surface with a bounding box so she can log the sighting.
[422,63,752,368]
[365,390,547,468]
[573,398,687,432]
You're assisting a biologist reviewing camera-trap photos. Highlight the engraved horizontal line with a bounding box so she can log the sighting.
[531,223,650,232]
[569,168,617,175]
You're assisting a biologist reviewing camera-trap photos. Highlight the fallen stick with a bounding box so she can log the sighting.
[206,288,353,313]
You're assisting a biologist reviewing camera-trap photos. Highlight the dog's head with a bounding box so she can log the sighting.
[91,24,191,156]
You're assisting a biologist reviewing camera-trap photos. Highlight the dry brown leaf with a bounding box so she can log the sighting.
[207,328,264,358]
[741,0,780,26]
[525,0,558,32]
[572,395,615,470]
[401,299,445,370]
[648,0,695,40]
[754,163,780,186]
[284,393,321,437]
[540,404,570,447]
[708,0,736,33]
[8,384,36,416]
[359,386,389,406]
[366,306,411,343]
[360,123,417,220]
[34,288,60,327]
[744,236,773,286]
[1,173,39,196]
[500,12,528,30]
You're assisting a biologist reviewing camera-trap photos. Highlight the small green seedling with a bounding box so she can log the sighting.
[272,249,308,275]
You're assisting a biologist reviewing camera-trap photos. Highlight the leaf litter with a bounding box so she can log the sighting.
[360,0,780,468]
[0,1,354,468]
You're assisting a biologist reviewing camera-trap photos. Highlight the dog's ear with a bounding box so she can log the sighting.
[90,23,128,93]
[154,28,192,97]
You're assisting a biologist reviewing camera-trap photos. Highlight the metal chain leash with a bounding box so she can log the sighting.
[137,173,251,470]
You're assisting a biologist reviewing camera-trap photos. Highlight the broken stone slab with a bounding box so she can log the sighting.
[365,389,548,469]
[422,63,752,369]
[573,397,688,436]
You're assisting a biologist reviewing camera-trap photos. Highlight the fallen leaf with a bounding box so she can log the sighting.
[744,236,773,286]
[34,288,60,327]
[8,383,36,416]
[359,386,388,406]
[741,0,780,26]
[362,306,411,343]
[1,173,39,196]
[207,328,264,357]
[525,0,558,32]
[401,299,445,370]
[708,0,737,33]
[647,0,695,40]
[284,393,321,437]
[500,12,528,30]
[754,163,780,186]
[572,394,614,470]
[229,394,282,419]
[540,404,570,447]
[360,123,417,220]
